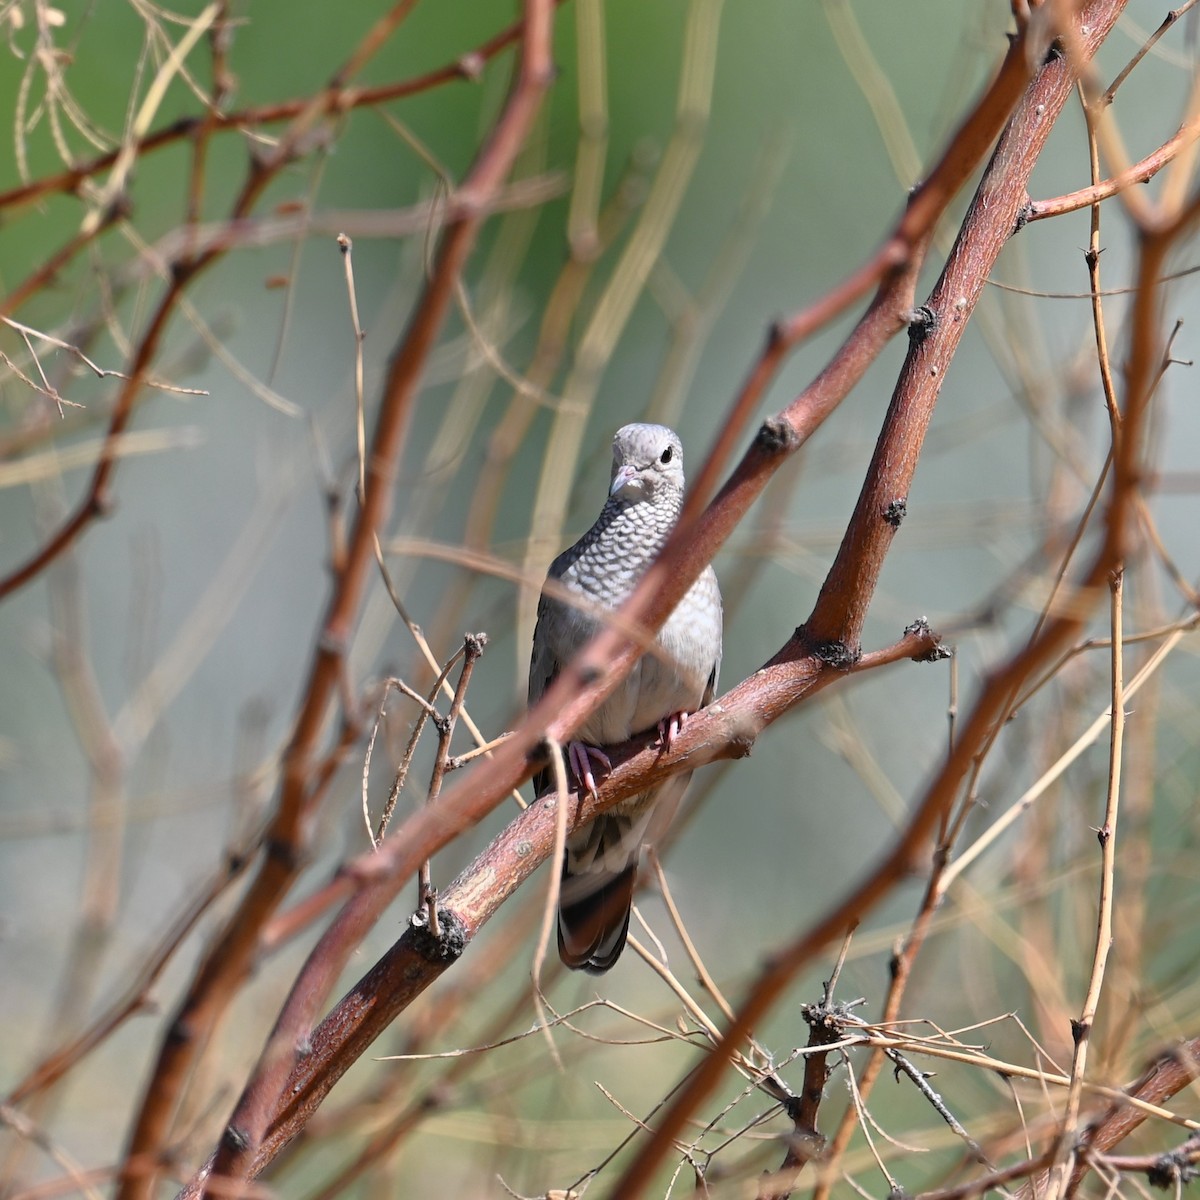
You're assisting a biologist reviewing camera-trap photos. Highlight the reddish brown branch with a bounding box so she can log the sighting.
[609,3,1139,1194]
[757,1001,847,1200]
[0,4,564,217]
[1008,1037,1200,1199]
[166,627,942,1192]
[150,9,554,1199]
[161,17,1110,1192]
[88,7,554,1200]
[0,5,564,608]
[254,0,1051,953]
[1028,108,1200,221]
[165,3,1145,1193]
[4,853,252,1108]
[0,8,436,607]
[682,0,1059,518]
[0,207,122,322]
[552,0,1079,773]
[207,636,481,1187]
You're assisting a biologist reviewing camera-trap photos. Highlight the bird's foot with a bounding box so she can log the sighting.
[656,711,693,753]
[568,741,612,799]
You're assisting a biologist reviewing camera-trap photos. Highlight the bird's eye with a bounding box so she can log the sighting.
[660,446,673,464]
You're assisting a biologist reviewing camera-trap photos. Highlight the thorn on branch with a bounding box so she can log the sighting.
[408,905,466,963]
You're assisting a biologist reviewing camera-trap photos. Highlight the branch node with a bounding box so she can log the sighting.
[1148,1140,1200,1189]
[754,416,799,456]
[1071,1017,1089,1045]
[906,305,936,345]
[883,497,907,527]
[456,51,485,81]
[317,628,348,657]
[89,489,115,519]
[264,836,305,871]
[408,905,466,963]
[221,1124,251,1153]
[812,640,860,671]
[904,617,951,662]
[727,723,756,760]
[166,1016,195,1047]
[801,998,865,1032]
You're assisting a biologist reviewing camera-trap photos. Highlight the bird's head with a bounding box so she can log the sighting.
[608,423,686,502]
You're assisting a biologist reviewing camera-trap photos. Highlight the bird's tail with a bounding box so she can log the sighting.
[557,812,647,974]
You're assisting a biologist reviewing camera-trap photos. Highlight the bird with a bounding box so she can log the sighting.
[528,423,723,973]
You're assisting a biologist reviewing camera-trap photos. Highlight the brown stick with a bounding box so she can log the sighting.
[167,11,553,1199]
[609,2,1140,1193]
[191,0,1070,1072]
[112,7,555,1200]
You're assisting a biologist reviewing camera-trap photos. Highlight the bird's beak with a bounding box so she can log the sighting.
[609,464,639,497]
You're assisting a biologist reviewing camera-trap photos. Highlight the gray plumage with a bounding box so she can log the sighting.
[528,423,723,973]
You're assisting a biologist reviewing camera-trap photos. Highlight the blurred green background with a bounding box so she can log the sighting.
[2,1,1199,1195]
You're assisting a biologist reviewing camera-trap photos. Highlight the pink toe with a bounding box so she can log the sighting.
[567,741,610,797]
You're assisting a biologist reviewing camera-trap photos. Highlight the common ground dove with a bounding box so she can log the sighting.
[528,423,723,973]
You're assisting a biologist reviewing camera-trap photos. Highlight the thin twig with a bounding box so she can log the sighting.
[337,232,367,502]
